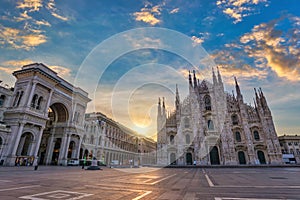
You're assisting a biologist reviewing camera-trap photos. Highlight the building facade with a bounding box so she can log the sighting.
[82,112,156,166]
[279,135,300,163]
[1,63,91,166]
[157,68,282,166]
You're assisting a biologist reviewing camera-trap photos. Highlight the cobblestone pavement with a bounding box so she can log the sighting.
[0,166,300,200]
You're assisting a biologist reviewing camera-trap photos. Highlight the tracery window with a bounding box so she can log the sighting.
[204,95,211,111]
[231,114,239,125]
[253,130,260,141]
[170,135,174,144]
[235,131,241,142]
[208,120,214,130]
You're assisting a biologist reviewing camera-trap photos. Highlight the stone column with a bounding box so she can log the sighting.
[45,130,55,165]
[58,134,68,164]
[26,81,37,107]
[76,137,83,159]
[11,123,25,156]
[64,134,71,159]
[33,127,44,166]
[44,89,53,115]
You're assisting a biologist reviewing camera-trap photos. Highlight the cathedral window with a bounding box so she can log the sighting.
[231,114,239,125]
[184,118,190,128]
[36,96,43,109]
[288,142,292,146]
[208,120,214,130]
[0,95,5,107]
[170,135,174,144]
[186,134,190,144]
[204,95,211,111]
[253,131,260,141]
[235,131,241,142]
[83,135,87,143]
[31,94,38,108]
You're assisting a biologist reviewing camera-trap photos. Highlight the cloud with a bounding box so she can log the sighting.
[0,25,47,50]
[47,0,69,21]
[17,0,43,12]
[133,3,164,25]
[191,36,204,45]
[217,0,268,23]
[213,16,300,82]
[170,8,179,14]
[50,12,68,21]
[239,16,300,81]
[48,65,72,77]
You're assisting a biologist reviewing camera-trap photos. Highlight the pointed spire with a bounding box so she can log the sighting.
[175,84,180,108]
[212,67,217,84]
[193,70,197,88]
[162,97,165,109]
[188,70,193,87]
[217,66,222,84]
[158,97,161,105]
[234,76,243,101]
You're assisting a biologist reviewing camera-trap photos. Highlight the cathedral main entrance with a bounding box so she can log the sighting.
[209,146,220,165]
[186,153,192,165]
[238,151,246,164]
[257,150,266,164]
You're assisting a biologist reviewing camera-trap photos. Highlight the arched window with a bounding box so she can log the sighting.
[13,92,20,107]
[184,118,190,128]
[186,134,190,144]
[0,95,5,107]
[253,130,260,141]
[231,114,239,125]
[170,135,174,144]
[17,91,23,106]
[31,94,38,108]
[208,120,214,130]
[204,95,211,111]
[83,135,87,143]
[36,96,43,109]
[235,131,241,142]
[90,135,94,144]
[0,137,3,146]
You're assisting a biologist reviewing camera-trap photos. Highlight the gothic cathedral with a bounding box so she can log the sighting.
[157,68,282,165]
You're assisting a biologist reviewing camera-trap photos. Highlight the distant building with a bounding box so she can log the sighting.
[83,112,156,166]
[279,135,300,163]
[157,69,282,166]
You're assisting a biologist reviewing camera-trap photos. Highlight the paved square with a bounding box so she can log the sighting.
[0,166,299,200]
[19,190,93,200]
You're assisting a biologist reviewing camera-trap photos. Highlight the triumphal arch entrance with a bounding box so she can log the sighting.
[2,63,90,166]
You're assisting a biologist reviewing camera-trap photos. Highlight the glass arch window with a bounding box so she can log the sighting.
[253,130,260,141]
[235,131,241,142]
[208,120,214,130]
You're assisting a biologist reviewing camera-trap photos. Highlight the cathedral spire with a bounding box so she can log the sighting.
[212,67,217,85]
[188,70,193,87]
[217,66,223,84]
[234,76,243,101]
[193,70,197,88]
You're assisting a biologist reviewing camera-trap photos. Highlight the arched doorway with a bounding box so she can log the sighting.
[170,153,176,165]
[18,132,34,156]
[68,141,75,159]
[209,146,220,165]
[186,153,192,165]
[257,150,266,164]
[51,138,61,165]
[238,151,246,164]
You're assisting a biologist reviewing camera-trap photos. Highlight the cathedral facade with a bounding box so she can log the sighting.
[157,68,282,165]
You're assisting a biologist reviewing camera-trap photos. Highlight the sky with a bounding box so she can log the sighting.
[0,0,299,139]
